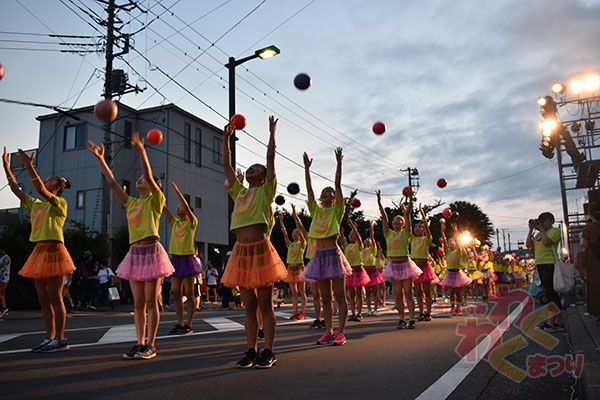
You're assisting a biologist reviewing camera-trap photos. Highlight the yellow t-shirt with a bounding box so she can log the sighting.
[168,215,198,255]
[307,198,345,239]
[385,229,410,257]
[305,238,317,260]
[467,258,478,272]
[286,239,307,264]
[534,227,561,265]
[21,194,67,243]
[344,243,363,266]
[361,246,377,266]
[410,234,432,260]
[125,189,165,244]
[446,249,466,270]
[375,255,385,270]
[228,178,276,234]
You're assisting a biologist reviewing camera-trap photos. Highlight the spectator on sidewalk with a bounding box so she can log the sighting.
[206,260,219,303]
[91,261,115,309]
[0,244,11,317]
[63,273,74,313]
[577,203,600,317]
[76,250,97,309]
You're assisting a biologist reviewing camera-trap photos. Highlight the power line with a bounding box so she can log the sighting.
[0,30,101,38]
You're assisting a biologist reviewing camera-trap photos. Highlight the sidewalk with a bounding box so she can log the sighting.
[565,303,600,399]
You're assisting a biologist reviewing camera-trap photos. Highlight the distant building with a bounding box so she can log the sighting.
[12,102,229,258]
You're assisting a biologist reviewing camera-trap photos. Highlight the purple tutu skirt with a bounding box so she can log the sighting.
[346,266,371,288]
[300,247,352,281]
[382,257,422,281]
[512,272,524,281]
[170,254,202,278]
[117,242,175,282]
[364,266,386,287]
[440,269,472,288]
[413,260,437,284]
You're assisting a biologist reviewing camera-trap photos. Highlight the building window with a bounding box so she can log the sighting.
[124,120,132,149]
[195,127,202,167]
[122,180,130,195]
[64,124,86,150]
[184,193,191,205]
[213,136,223,164]
[195,196,202,209]
[76,190,85,209]
[184,122,191,163]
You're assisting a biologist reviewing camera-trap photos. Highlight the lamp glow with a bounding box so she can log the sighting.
[541,118,557,136]
[459,231,473,246]
[585,75,600,92]
[569,79,584,95]
[537,96,547,106]
[551,82,565,94]
[256,45,280,59]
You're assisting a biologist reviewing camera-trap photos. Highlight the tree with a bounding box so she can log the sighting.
[429,201,494,246]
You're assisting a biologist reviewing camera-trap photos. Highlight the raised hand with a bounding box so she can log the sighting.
[236,168,244,182]
[168,179,179,191]
[375,190,381,201]
[303,152,312,168]
[131,131,145,151]
[224,122,235,137]
[2,147,10,170]
[291,203,296,213]
[269,115,278,134]
[86,140,105,159]
[335,147,343,162]
[17,149,35,169]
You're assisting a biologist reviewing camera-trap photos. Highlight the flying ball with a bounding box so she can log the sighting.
[294,73,311,90]
[442,208,452,219]
[451,211,460,220]
[0,64,4,80]
[439,218,446,224]
[372,121,386,135]
[94,99,118,124]
[287,182,300,195]
[437,178,447,188]
[275,195,285,205]
[147,128,163,145]
[438,247,445,255]
[230,114,247,130]
[351,198,361,208]
[402,186,413,197]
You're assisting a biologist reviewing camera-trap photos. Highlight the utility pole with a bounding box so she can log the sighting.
[496,228,500,250]
[502,229,507,252]
[507,231,511,251]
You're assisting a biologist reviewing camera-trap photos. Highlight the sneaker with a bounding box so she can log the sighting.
[236,348,258,368]
[348,314,356,322]
[455,308,463,316]
[297,312,306,320]
[332,332,347,346]
[255,349,277,369]
[318,319,326,329]
[418,313,427,321]
[372,310,379,317]
[309,319,321,329]
[169,324,184,335]
[355,314,363,322]
[540,322,558,332]
[0,307,9,317]
[397,320,407,329]
[289,312,299,320]
[408,320,416,329]
[39,339,69,353]
[181,324,194,335]
[32,338,53,353]
[258,329,265,339]
[123,344,143,359]
[553,323,566,331]
[316,332,334,345]
[136,344,156,360]
[423,313,432,322]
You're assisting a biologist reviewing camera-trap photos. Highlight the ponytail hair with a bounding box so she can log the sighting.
[51,176,71,196]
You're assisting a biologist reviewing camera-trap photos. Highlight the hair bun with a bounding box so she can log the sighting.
[61,177,71,189]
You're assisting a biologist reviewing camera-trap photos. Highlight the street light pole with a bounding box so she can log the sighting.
[224,45,280,248]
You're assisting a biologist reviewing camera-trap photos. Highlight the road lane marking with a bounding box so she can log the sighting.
[202,317,244,331]
[97,324,137,344]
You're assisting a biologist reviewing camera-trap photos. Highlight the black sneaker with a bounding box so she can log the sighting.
[181,324,194,335]
[355,314,363,322]
[32,338,53,353]
[236,348,258,369]
[423,313,432,322]
[408,320,416,329]
[136,344,156,360]
[39,339,70,353]
[348,314,356,322]
[540,322,558,332]
[309,319,321,329]
[258,329,265,339]
[397,320,406,329]
[553,322,566,331]
[169,324,183,335]
[418,313,426,321]
[318,319,326,329]
[255,349,276,369]
[123,344,143,359]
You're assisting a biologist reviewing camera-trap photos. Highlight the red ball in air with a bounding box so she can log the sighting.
[94,99,118,124]
[442,208,452,219]
[0,64,5,80]
[147,128,163,145]
[437,178,447,188]
[402,186,413,197]
[351,198,361,208]
[230,114,247,130]
[372,121,386,135]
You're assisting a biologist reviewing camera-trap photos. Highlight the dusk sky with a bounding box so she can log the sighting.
[2,0,600,247]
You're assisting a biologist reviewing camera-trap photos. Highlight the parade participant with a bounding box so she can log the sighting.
[377,191,422,329]
[3,147,75,352]
[87,133,174,360]
[439,223,472,315]
[467,250,483,300]
[410,204,436,322]
[0,244,10,317]
[479,245,494,301]
[363,222,384,316]
[163,180,202,336]
[220,116,287,368]
[299,148,352,345]
[341,219,370,321]
[375,242,387,308]
[277,212,307,320]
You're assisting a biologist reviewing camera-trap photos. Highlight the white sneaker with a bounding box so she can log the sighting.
[372,310,379,316]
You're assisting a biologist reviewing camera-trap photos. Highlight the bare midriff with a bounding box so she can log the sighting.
[389,256,408,261]
[133,236,159,245]
[233,224,267,243]
[315,235,338,249]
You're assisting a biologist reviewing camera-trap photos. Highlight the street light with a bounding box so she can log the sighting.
[224,44,280,247]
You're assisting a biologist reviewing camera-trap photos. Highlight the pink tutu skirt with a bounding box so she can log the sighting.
[382,257,422,281]
[346,266,371,288]
[440,269,472,288]
[413,260,437,284]
[482,269,494,280]
[117,242,175,282]
[301,247,352,281]
[364,266,385,287]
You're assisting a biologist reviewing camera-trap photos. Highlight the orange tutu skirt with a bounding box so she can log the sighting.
[221,238,287,289]
[19,242,76,279]
[284,264,305,284]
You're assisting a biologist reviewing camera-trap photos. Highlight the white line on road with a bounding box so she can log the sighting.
[202,317,244,331]
[97,324,137,344]
[415,297,530,400]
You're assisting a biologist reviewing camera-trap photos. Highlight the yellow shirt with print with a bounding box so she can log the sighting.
[361,246,377,266]
[228,178,276,235]
[343,242,363,266]
[305,238,317,260]
[286,239,307,264]
[168,214,198,255]
[125,189,165,244]
[385,230,410,257]
[410,234,432,260]
[446,249,466,270]
[534,227,561,265]
[21,194,67,243]
[307,198,345,239]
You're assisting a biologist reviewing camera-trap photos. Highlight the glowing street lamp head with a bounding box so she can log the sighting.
[585,75,600,92]
[541,118,557,136]
[569,79,584,95]
[537,96,547,106]
[459,231,473,246]
[255,45,280,59]
[551,82,565,94]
